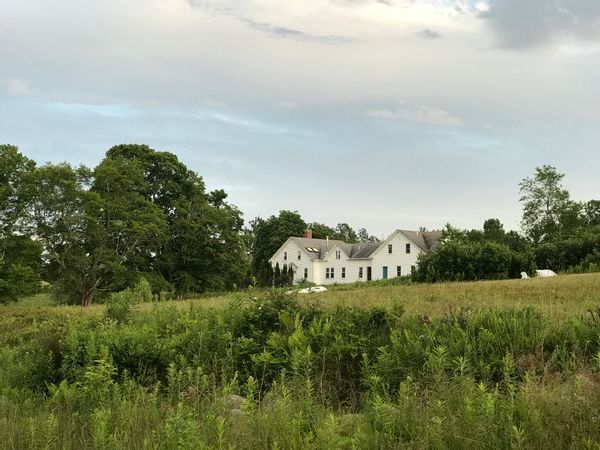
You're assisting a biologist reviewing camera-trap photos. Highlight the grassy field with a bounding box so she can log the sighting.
[1,274,600,449]
[6,272,599,320]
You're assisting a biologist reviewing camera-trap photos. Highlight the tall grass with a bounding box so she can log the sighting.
[1,275,600,448]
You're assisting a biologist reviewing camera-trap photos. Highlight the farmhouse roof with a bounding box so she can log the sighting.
[272,230,442,262]
[398,230,443,252]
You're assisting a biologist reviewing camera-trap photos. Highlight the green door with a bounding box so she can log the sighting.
[382,266,388,279]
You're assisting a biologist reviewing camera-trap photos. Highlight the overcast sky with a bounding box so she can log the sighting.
[1,0,599,238]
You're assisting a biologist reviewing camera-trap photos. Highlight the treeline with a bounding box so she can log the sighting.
[0,144,379,304]
[416,165,600,282]
[0,144,248,305]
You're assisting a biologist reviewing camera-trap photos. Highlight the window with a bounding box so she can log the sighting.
[304,268,308,279]
[359,267,363,278]
[397,266,401,277]
[326,268,330,279]
[342,267,346,279]
[284,252,287,260]
[388,244,393,254]
[383,266,388,279]
[411,265,416,275]
[298,251,301,260]
[331,268,335,279]
[405,243,411,254]
[335,250,341,260]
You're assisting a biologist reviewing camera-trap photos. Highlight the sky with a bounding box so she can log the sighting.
[1,0,599,238]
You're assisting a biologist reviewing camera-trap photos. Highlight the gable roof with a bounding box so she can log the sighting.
[349,242,380,259]
[398,229,443,252]
[270,230,442,262]
[282,237,347,261]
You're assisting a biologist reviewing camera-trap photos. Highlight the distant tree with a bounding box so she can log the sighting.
[258,260,274,287]
[584,200,600,226]
[440,223,467,243]
[283,264,294,286]
[483,218,505,242]
[282,264,289,287]
[357,227,379,243]
[249,210,306,277]
[309,222,336,240]
[273,263,281,287]
[332,223,358,243]
[519,165,575,243]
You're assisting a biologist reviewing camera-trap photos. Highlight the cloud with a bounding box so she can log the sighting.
[1,78,33,96]
[366,103,463,126]
[417,28,442,40]
[188,0,357,44]
[243,19,358,44]
[480,0,600,48]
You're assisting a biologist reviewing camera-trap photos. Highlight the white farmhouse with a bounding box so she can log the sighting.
[269,229,442,285]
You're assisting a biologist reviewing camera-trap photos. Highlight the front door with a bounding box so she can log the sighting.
[383,266,388,280]
[367,267,372,281]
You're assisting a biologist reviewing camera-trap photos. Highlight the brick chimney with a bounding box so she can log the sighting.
[304,229,313,239]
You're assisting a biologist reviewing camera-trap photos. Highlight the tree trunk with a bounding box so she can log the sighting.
[81,289,95,307]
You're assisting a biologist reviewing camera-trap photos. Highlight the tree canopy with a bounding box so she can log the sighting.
[0,144,248,305]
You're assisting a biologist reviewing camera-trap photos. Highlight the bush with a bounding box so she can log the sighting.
[415,240,535,283]
[105,278,152,322]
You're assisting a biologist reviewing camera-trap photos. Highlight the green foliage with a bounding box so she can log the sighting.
[0,263,38,304]
[519,165,580,243]
[249,210,306,278]
[0,146,41,303]
[104,145,249,296]
[0,235,42,304]
[2,290,600,448]
[415,239,529,282]
[0,144,36,237]
[0,144,248,306]
[105,278,152,322]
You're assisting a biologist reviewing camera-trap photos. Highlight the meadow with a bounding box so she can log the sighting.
[1,273,600,449]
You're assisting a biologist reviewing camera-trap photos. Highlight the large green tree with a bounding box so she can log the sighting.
[104,144,247,296]
[32,159,166,306]
[519,165,577,243]
[0,144,36,237]
[32,163,94,304]
[0,145,41,303]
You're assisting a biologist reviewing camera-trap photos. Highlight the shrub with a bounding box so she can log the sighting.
[105,278,152,322]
